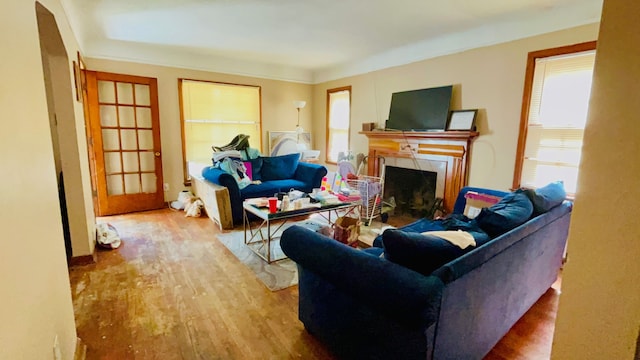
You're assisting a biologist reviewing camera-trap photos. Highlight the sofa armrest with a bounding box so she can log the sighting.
[293,162,327,189]
[201,166,246,223]
[201,167,239,197]
[281,225,444,327]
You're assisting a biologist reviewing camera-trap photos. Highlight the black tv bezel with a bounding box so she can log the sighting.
[386,85,453,132]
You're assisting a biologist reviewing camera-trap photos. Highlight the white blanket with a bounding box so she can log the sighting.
[420,230,476,249]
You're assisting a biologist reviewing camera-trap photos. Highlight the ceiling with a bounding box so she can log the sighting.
[61,0,603,84]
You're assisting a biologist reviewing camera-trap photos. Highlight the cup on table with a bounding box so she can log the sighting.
[268,197,278,213]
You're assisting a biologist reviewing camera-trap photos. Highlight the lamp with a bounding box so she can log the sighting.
[293,100,307,151]
[293,100,306,134]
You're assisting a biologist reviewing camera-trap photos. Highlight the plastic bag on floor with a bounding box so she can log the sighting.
[184,199,204,217]
[96,223,121,249]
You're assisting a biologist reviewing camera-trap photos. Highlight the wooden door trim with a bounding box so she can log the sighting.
[512,40,597,190]
[86,71,164,216]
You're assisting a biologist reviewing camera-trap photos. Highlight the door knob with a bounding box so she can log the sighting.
[155,152,161,157]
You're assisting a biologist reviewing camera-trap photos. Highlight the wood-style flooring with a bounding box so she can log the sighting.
[69,209,560,359]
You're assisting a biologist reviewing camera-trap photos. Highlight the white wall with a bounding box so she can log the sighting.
[552,0,640,358]
[0,1,79,359]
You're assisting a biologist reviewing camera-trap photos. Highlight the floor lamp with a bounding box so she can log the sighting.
[293,100,307,151]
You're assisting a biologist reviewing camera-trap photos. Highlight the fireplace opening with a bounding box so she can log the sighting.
[383,165,439,219]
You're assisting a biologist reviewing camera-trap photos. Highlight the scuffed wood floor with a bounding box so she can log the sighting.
[69,209,560,359]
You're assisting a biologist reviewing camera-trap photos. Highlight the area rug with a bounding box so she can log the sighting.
[216,219,327,291]
[216,213,391,291]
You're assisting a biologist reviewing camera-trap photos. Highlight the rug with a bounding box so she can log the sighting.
[216,214,393,291]
[216,219,327,291]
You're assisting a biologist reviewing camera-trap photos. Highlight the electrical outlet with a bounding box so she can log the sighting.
[163,183,170,191]
[53,335,62,360]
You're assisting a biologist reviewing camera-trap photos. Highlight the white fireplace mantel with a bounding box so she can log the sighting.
[360,130,479,213]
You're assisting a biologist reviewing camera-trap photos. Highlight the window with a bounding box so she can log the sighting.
[513,42,596,195]
[326,86,351,163]
[179,79,261,183]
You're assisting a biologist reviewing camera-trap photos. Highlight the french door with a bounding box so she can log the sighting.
[85,71,165,215]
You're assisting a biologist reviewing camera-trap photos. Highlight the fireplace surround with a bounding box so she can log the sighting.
[360,130,479,213]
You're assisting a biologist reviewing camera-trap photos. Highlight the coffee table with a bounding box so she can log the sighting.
[243,199,360,263]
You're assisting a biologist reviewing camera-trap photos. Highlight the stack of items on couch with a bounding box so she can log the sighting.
[281,181,571,359]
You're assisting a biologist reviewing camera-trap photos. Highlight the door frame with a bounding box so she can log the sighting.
[85,70,165,215]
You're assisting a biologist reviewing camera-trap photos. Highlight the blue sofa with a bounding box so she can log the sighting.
[202,153,327,224]
[281,185,571,359]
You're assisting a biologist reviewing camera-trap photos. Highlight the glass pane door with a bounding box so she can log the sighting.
[98,80,156,196]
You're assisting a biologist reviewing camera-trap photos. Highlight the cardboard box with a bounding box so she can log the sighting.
[362,122,376,131]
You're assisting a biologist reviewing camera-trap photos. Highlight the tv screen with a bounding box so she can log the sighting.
[386,85,453,131]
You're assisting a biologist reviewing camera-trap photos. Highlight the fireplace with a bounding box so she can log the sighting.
[383,166,437,218]
[360,130,478,213]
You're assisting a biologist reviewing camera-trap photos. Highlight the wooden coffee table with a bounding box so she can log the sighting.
[242,199,360,263]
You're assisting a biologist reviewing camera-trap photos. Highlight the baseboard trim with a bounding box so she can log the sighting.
[69,248,97,266]
[74,337,87,360]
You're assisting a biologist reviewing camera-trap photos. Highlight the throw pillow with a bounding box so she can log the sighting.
[261,153,300,181]
[522,181,566,216]
[474,190,533,238]
[249,157,263,181]
[243,161,253,181]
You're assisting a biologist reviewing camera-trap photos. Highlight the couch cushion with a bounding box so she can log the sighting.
[240,179,308,199]
[261,153,300,181]
[362,247,384,257]
[249,157,263,181]
[474,190,533,238]
[267,179,308,192]
[522,181,566,216]
[240,181,281,199]
[382,229,489,275]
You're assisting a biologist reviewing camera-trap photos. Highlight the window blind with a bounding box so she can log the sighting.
[522,50,595,194]
[327,89,351,163]
[181,80,261,169]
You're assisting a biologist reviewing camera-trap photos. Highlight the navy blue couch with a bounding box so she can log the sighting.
[281,186,572,359]
[202,154,327,224]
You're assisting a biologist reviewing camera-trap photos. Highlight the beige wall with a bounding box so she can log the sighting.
[0,0,82,359]
[35,0,96,258]
[552,0,640,358]
[86,25,601,197]
[312,24,600,188]
[86,58,313,200]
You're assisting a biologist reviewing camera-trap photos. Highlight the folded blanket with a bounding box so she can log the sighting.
[421,230,476,249]
[212,150,242,163]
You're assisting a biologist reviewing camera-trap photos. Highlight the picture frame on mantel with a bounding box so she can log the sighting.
[447,109,478,131]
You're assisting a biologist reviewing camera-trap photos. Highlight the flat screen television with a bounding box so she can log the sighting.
[386,85,453,131]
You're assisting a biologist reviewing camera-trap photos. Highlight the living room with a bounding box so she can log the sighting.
[3,0,639,359]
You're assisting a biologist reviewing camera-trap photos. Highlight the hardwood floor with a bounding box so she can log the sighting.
[69,209,560,359]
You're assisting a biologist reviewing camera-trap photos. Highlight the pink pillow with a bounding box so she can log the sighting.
[243,161,253,180]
